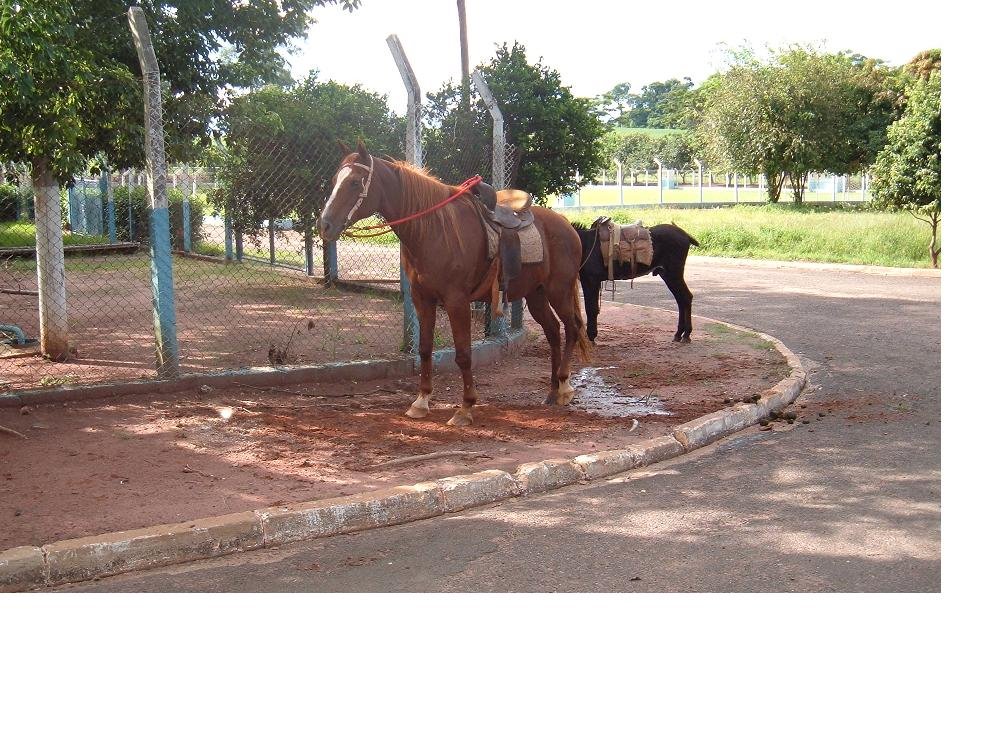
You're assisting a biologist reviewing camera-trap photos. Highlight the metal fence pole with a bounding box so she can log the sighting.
[128,5,179,377]
[471,69,510,336]
[101,170,117,242]
[324,240,339,285]
[182,186,191,255]
[268,218,276,265]
[224,211,233,261]
[387,34,421,355]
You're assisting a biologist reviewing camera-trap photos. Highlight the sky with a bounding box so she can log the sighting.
[284,0,944,115]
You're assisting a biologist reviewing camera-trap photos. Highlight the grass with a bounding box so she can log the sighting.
[706,322,777,353]
[0,221,108,248]
[561,203,938,268]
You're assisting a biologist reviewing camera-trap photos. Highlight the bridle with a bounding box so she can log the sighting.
[342,153,375,229]
[335,156,483,239]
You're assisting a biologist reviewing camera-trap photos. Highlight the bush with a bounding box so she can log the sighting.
[113,186,205,247]
[0,183,19,221]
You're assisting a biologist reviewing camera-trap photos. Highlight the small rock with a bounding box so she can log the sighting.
[801,419,810,425]
[30,423,49,430]
[19,406,31,415]
[199,384,213,394]
[760,425,773,432]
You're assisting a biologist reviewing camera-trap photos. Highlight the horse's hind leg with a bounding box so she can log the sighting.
[581,276,601,343]
[660,269,693,342]
[406,295,436,418]
[525,287,563,404]
[545,284,584,406]
[444,299,479,426]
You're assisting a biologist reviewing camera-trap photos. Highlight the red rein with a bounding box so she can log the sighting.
[342,174,483,239]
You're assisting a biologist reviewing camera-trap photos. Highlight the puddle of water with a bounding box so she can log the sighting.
[569,367,671,418]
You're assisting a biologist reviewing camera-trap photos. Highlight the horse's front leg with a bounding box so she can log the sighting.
[405,294,437,418]
[445,300,478,427]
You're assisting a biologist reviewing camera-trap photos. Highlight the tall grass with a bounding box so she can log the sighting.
[561,204,938,268]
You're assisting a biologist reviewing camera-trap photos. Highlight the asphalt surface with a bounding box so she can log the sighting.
[61,257,941,592]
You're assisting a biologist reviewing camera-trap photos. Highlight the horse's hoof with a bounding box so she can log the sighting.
[543,393,558,406]
[674,334,682,342]
[447,409,473,427]
[556,378,574,406]
[681,334,691,343]
[405,394,430,418]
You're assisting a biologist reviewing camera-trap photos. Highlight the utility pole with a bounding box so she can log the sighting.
[457,0,470,113]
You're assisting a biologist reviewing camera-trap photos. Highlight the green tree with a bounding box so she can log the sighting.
[0,1,362,177]
[208,76,401,258]
[698,46,897,204]
[423,43,606,201]
[592,83,633,124]
[871,73,941,267]
[621,78,698,129]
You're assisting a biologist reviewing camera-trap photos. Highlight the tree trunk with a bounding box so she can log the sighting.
[32,159,70,361]
[457,0,470,114]
[765,170,783,203]
[929,213,940,268]
[788,171,808,205]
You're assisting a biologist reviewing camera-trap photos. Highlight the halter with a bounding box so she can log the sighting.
[343,153,375,228]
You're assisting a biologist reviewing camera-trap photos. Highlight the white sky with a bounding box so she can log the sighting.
[285,0,945,114]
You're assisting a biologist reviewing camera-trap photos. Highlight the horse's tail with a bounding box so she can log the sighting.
[572,276,592,364]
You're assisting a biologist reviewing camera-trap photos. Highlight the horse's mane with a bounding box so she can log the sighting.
[389,160,467,250]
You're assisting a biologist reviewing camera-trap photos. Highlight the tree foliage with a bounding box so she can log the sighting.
[0,1,140,180]
[597,129,693,176]
[207,75,401,240]
[594,79,699,130]
[0,0,360,181]
[871,72,941,266]
[423,43,606,201]
[697,46,900,203]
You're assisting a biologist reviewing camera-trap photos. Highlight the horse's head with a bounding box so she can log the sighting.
[318,138,383,242]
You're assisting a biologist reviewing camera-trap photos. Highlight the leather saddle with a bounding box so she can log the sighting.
[471,182,537,314]
[592,216,653,280]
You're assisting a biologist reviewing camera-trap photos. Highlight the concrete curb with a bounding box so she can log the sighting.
[1,318,805,591]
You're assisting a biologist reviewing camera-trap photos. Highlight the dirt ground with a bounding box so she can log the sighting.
[0,302,788,550]
[1,252,475,391]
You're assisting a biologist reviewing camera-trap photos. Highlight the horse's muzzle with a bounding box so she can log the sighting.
[317,216,344,242]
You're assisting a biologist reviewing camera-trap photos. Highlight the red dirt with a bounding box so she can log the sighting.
[0,303,788,550]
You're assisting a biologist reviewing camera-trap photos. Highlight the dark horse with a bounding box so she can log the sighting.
[573,219,699,343]
[317,140,590,426]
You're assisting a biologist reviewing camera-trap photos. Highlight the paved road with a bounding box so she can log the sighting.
[63,258,941,592]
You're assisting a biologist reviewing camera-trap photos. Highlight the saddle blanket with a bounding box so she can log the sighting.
[485,222,544,264]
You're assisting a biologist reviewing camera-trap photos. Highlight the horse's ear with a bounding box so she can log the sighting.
[356,137,370,159]
[336,139,352,157]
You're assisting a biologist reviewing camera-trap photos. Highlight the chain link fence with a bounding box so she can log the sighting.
[1,144,512,395]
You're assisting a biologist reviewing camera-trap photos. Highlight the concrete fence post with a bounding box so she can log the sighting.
[33,162,70,360]
[387,34,422,355]
[128,5,179,378]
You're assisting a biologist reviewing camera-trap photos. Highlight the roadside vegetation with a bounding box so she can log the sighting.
[561,204,938,268]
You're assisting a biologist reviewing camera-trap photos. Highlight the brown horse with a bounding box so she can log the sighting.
[317,139,590,427]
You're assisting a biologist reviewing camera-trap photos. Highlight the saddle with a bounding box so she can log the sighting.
[593,216,654,281]
[471,182,541,316]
